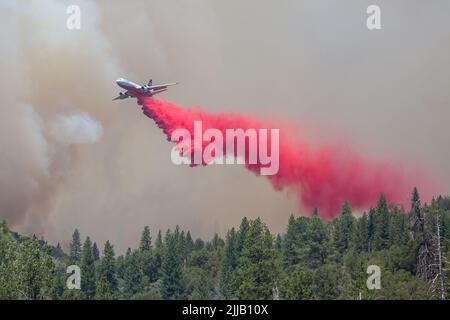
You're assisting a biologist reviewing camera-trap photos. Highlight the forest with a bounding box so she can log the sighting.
[0,188,448,300]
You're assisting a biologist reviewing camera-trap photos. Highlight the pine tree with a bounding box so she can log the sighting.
[335,201,354,252]
[140,226,152,252]
[81,237,96,299]
[161,232,184,299]
[275,233,283,256]
[236,218,277,299]
[180,230,186,252]
[308,209,328,267]
[51,264,66,299]
[95,276,113,300]
[138,226,157,283]
[236,217,249,253]
[373,194,389,250]
[140,250,158,283]
[174,225,181,243]
[115,255,126,279]
[123,250,144,297]
[220,228,239,298]
[99,240,117,293]
[389,206,409,247]
[282,214,298,267]
[92,242,100,261]
[211,233,224,251]
[155,230,163,250]
[153,229,164,277]
[69,229,82,261]
[367,207,376,252]
[353,213,369,252]
[185,231,194,255]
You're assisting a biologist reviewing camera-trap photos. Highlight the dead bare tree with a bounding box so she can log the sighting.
[429,213,447,300]
[411,195,435,282]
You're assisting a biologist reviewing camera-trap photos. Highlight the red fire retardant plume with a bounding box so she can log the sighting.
[137,96,434,218]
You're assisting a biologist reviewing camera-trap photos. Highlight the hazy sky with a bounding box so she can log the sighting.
[1,0,449,252]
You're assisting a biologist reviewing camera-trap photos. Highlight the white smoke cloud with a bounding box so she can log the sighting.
[51,113,103,144]
[0,0,117,235]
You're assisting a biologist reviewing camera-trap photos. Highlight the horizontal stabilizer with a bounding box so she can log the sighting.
[151,88,168,95]
[148,82,178,90]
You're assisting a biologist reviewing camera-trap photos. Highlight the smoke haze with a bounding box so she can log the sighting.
[51,113,102,144]
[1,0,449,252]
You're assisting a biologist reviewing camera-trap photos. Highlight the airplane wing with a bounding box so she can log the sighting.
[112,92,130,101]
[148,82,178,90]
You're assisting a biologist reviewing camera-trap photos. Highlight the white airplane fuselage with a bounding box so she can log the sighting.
[113,78,177,101]
[116,78,140,91]
[116,78,160,97]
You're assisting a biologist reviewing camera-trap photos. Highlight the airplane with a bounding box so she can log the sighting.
[112,78,178,101]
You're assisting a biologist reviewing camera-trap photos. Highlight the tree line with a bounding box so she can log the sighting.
[0,188,449,300]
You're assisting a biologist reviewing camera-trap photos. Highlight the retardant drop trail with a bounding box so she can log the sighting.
[138,96,434,218]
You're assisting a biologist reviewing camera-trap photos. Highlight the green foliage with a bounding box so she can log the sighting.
[280,267,315,299]
[130,281,162,300]
[308,209,328,267]
[282,215,309,268]
[0,226,55,300]
[1,189,448,300]
[92,242,100,261]
[95,276,113,300]
[220,228,239,298]
[335,201,355,252]
[389,207,409,247]
[81,237,96,299]
[312,264,340,299]
[98,240,117,292]
[372,195,389,250]
[185,231,194,255]
[51,263,66,299]
[16,239,55,299]
[353,213,369,252]
[69,229,82,261]
[122,250,144,297]
[184,267,215,299]
[235,218,277,300]
[61,288,86,300]
[140,226,152,252]
[0,225,19,299]
[375,270,429,299]
[161,231,184,299]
